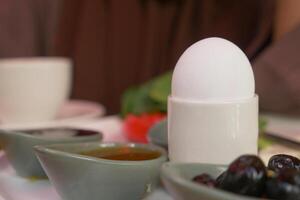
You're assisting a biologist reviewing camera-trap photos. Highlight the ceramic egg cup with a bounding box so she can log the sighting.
[168,95,258,164]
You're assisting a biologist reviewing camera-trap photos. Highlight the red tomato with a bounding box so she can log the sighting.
[123,113,166,143]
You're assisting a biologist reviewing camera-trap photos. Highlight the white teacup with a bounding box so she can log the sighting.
[0,57,72,124]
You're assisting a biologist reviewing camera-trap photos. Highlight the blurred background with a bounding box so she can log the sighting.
[0,0,299,115]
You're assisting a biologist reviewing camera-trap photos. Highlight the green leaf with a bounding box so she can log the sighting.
[258,117,271,151]
[258,135,273,151]
[259,117,267,134]
[121,72,171,117]
[149,72,172,104]
[121,86,139,117]
[121,81,165,117]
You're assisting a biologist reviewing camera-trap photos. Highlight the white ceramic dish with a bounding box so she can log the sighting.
[0,57,72,123]
[0,100,105,131]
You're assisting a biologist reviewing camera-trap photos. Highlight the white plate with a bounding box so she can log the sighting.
[0,100,106,131]
[261,113,300,143]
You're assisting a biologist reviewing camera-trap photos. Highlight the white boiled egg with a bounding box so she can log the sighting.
[171,37,255,102]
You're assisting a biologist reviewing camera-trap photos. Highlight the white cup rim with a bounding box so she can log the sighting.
[0,57,72,68]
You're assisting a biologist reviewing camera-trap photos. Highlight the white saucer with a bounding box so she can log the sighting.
[261,113,300,143]
[0,100,106,131]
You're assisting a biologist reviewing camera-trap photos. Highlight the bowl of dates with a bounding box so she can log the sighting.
[161,154,300,200]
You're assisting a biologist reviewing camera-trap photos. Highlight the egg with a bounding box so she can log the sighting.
[171,37,255,102]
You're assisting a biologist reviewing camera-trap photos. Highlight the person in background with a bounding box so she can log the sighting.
[0,0,299,115]
[253,0,300,115]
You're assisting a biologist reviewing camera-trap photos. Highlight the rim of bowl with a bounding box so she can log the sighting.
[0,129,102,142]
[34,142,168,166]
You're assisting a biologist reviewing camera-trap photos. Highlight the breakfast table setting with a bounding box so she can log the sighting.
[0,38,300,200]
[0,113,299,200]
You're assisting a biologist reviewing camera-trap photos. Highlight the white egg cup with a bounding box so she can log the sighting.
[168,95,258,165]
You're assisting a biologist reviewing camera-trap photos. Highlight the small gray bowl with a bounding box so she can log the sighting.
[0,128,102,178]
[34,142,167,200]
[161,162,265,200]
[147,119,168,148]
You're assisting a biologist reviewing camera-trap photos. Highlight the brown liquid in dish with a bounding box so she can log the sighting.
[80,147,161,161]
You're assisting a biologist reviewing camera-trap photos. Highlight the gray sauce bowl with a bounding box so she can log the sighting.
[0,128,102,178]
[34,142,167,200]
[161,162,264,200]
[147,119,168,148]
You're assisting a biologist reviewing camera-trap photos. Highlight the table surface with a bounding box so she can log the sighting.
[0,113,300,200]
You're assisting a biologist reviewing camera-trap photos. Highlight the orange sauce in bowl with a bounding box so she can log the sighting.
[80,147,161,161]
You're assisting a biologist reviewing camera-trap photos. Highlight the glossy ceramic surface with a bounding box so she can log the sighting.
[0,57,72,123]
[35,142,167,200]
[161,162,264,200]
[168,95,258,164]
[0,129,102,178]
[148,119,168,148]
